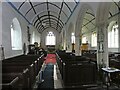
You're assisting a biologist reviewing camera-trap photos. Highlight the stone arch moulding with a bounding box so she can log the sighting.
[75,3,95,37]
[75,3,95,55]
[108,21,117,31]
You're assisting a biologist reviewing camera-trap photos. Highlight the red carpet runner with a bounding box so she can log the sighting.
[45,54,56,64]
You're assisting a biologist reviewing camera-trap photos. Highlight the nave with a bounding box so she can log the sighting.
[0,0,120,90]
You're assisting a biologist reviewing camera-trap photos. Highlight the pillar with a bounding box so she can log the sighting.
[63,29,67,50]
[97,22,109,70]
[75,36,81,55]
[61,31,64,50]
[0,2,2,60]
[66,32,72,52]
[0,2,2,90]
[118,1,120,52]
[0,2,1,47]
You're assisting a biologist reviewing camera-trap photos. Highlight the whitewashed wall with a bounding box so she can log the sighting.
[2,2,40,59]
[29,25,41,45]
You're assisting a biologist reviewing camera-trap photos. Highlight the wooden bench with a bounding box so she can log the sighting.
[1,54,44,89]
[56,52,97,87]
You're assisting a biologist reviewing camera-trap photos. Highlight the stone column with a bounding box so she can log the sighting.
[118,1,120,52]
[0,3,2,90]
[59,32,63,50]
[0,2,2,47]
[66,33,72,52]
[97,22,109,70]
[63,29,67,50]
[0,2,2,61]
[75,35,81,55]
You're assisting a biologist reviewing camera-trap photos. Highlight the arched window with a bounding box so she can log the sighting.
[11,18,22,50]
[91,32,97,47]
[108,24,118,48]
[46,31,56,45]
[71,33,75,43]
[82,36,87,43]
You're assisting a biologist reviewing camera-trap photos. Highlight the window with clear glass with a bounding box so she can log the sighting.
[32,31,35,44]
[82,36,87,43]
[46,31,56,45]
[91,32,97,47]
[71,33,75,43]
[108,24,118,48]
[11,18,22,50]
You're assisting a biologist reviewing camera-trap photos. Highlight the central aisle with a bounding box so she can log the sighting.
[37,54,57,89]
[37,64,54,89]
[45,54,56,64]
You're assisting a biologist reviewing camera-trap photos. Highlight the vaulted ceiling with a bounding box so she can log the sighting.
[8,0,79,33]
[82,1,120,35]
[7,1,120,34]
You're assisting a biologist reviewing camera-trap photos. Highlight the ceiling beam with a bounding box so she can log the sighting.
[37,21,62,31]
[29,0,45,30]
[46,0,51,26]
[25,2,68,18]
[36,20,63,28]
[34,15,64,28]
[41,26,59,33]
[37,19,62,32]
[113,1,120,11]
[33,14,64,26]
[65,1,79,24]
[18,0,27,10]
[63,2,72,13]
[109,11,113,17]
[86,12,95,17]
[32,10,68,24]
[82,18,95,27]
[39,23,62,32]
[74,0,78,4]
[56,2,64,31]
[35,17,63,29]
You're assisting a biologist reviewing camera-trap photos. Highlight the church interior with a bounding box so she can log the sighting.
[0,0,120,90]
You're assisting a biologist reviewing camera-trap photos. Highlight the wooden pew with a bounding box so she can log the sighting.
[1,74,20,89]
[62,60,97,86]
[1,54,44,89]
[2,64,30,88]
[56,51,97,87]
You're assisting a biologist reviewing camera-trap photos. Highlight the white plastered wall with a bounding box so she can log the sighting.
[2,2,41,59]
[29,25,41,45]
